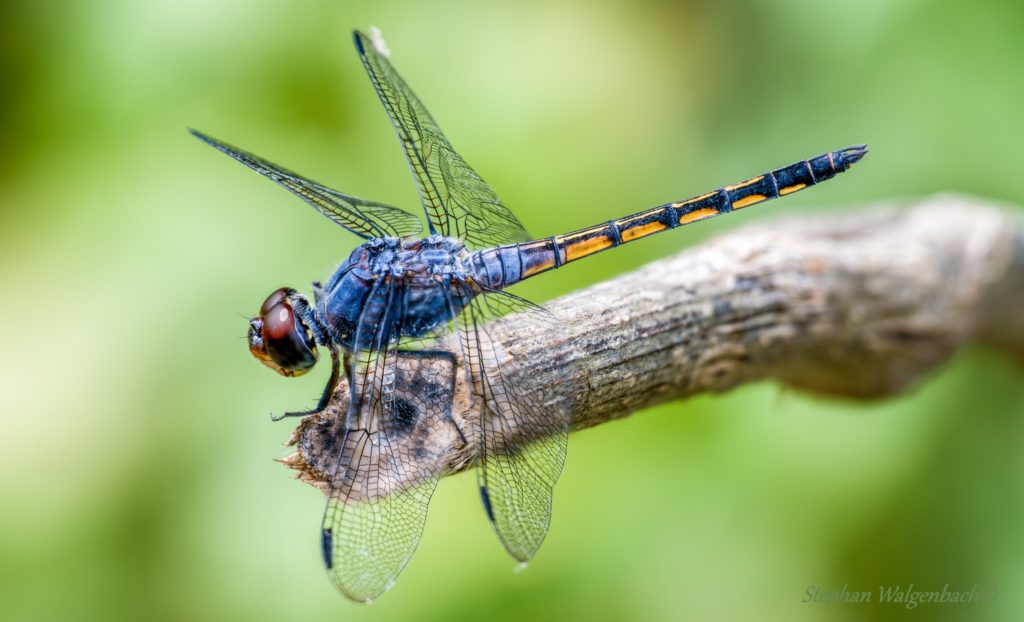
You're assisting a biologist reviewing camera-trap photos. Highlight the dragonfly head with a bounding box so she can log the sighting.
[248,287,319,377]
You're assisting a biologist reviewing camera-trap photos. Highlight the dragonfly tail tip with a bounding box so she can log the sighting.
[840,144,869,167]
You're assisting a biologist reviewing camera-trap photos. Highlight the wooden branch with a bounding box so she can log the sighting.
[283,194,1024,488]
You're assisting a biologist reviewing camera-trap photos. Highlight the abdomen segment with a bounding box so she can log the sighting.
[471,145,867,288]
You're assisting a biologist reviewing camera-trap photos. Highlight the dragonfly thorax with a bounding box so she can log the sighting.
[316,235,477,350]
[361,235,469,278]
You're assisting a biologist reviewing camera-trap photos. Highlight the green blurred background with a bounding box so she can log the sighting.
[2,0,1023,620]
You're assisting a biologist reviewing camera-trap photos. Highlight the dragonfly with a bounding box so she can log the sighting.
[192,29,867,602]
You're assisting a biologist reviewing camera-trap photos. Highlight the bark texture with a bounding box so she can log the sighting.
[283,194,1024,486]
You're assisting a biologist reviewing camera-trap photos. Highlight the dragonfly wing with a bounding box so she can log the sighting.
[447,283,575,561]
[353,30,531,249]
[321,428,440,602]
[320,281,460,602]
[190,129,423,239]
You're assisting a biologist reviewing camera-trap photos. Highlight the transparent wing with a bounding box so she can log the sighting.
[190,129,423,239]
[446,283,574,561]
[320,280,460,602]
[353,30,531,249]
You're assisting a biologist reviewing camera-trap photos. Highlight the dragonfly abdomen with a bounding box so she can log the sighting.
[477,145,867,287]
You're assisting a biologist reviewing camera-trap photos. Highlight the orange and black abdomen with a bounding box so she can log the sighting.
[470,145,867,288]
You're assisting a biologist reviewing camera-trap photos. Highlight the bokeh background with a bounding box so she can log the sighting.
[2,1,1023,620]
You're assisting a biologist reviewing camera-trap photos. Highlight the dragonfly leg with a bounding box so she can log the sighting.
[270,348,342,421]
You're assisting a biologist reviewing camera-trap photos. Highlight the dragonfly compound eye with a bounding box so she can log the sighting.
[249,294,318,377]
[260,287,293,315]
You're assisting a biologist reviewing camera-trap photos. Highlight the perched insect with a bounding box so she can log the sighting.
[192,29,867,602]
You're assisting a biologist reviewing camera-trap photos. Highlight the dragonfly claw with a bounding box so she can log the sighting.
[269,409,313,422]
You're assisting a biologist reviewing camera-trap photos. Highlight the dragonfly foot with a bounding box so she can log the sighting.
[269,409,318,422]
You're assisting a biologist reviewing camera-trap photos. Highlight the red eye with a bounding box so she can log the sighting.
[263,301,296,341]
[260,287,293,315]
[250,290,318,377]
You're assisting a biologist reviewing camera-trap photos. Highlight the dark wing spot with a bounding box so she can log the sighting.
[321,528,334,569]
[479,485,495,522]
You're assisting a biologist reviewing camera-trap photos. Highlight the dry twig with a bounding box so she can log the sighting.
[283,194,1024,487]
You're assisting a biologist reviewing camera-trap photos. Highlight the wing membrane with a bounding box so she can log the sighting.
[353,30,531,248]
[320,281,460,602]
[446,283,574,561]
[190,129,423,239]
